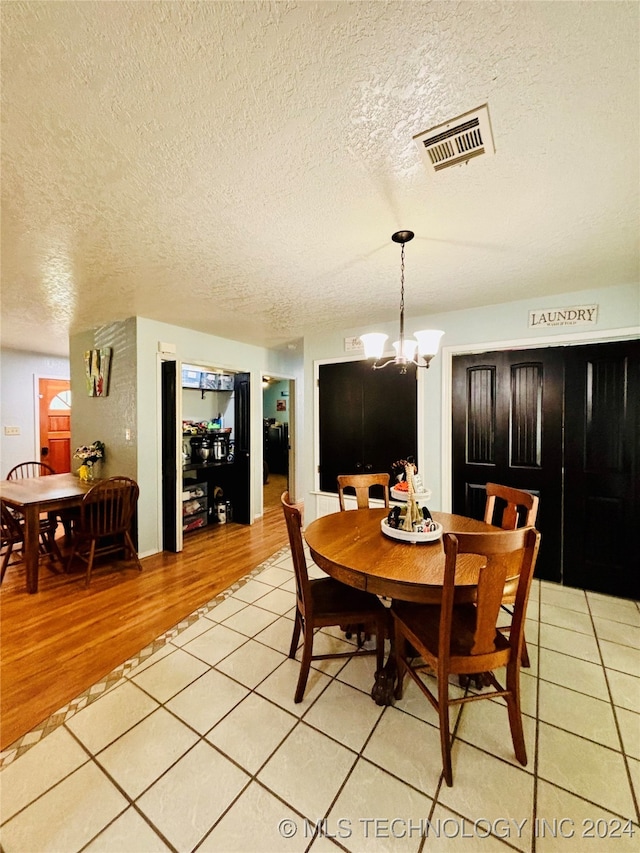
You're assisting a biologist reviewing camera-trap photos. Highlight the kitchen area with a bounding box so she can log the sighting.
[180,363,247,534]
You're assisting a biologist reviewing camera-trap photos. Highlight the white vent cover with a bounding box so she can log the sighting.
[413,104,495,173]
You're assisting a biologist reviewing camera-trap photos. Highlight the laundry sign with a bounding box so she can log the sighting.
[529,304,598,329]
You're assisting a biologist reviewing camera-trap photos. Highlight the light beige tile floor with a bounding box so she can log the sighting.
[1,545,639,853]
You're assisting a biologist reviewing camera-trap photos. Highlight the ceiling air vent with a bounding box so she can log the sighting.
[413,104,495,173]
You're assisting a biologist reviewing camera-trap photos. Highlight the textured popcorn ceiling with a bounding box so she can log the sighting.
[1,1,638,356]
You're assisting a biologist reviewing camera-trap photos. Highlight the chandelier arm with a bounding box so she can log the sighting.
[371,357,398,370]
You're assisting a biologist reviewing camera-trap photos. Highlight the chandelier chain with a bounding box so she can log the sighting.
[399,241,405,340]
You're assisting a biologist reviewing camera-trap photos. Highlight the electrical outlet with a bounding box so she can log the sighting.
[4,426,20,435]
[124,428,131,441]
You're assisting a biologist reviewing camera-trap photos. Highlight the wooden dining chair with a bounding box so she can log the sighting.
[67,476,142,587]
[6,460,78,543]
[4,461,63,572]
[392,526,541,786]
[6,461,57,480]
[484,483,539,530]
[281,491,387,702]
[337,473,390,511]
[0,500,62,584]
[484,483,540,667]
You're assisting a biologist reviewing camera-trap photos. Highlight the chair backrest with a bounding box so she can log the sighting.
[441,527,541,662]
[337,473,390,511]
[1,500,24,544]
[483,483,539,530]
[78,477,139,538]
[7,461,56,480]
[281,491,311,613]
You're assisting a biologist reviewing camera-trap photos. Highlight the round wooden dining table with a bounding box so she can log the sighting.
[304,507,499,605]
[303,507,501,704]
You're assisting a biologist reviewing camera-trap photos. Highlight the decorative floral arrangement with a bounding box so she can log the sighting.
[74,440,105,481]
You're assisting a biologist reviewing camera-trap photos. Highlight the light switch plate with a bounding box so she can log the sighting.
[4,426,20,435]
[344,336,363,352]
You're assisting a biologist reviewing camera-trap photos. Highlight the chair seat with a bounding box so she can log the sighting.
[309,577,386,619]
[393,599,510,665]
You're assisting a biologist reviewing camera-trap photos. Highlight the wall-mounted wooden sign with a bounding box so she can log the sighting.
[529,304,598,329]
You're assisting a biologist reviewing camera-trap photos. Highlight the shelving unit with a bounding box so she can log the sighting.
[182,481,208,533]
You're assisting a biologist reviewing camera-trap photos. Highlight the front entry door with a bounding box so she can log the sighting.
[39,378,71,473]
[452,340,639,597]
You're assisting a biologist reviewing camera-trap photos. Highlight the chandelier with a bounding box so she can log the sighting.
[360,231,444,373]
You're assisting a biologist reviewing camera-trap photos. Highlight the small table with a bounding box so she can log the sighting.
[0,473,93,593]
[304,508,500,702]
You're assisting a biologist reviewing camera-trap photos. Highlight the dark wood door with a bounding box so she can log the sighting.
[452,348,564,582]
[563,341,640,599]
[231,372,251,524]
[453,339,640,596]
[319,360,417,494]
[161,360,178,551]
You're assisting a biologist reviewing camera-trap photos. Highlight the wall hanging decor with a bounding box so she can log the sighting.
[84,348,112,396]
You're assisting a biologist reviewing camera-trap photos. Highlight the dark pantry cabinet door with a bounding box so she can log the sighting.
[319,360,418,494]
[453,339,639,597]
[563,341,639,599]
[452,348,563,582]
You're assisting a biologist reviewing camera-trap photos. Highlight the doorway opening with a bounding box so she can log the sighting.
[262,376,292,508]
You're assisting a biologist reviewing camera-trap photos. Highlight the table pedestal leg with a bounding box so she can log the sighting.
[371,607,396,706]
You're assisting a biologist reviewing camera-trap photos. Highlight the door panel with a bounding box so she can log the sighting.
[319,361,366,491]
[38,378,71,473]
[363,364,418,475]
[563,341,639,598]
[453,349,563,582]
[231,372,251,524]
[161,360,178,552]
[319,361,418,495]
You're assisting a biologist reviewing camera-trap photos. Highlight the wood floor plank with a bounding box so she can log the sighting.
[0,505,288,750]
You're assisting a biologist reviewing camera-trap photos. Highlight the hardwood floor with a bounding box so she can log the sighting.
[0,506,289,751]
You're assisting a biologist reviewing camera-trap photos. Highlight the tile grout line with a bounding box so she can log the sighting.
[584,589,640,826]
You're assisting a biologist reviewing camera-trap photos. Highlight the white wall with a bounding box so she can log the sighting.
[303,283,639,521]
[0,348,70,477]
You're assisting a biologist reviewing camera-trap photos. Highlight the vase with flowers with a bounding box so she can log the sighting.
[74,440,105,482]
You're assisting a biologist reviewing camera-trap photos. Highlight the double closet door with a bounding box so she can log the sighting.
[318,360,418,496]
[452,339,639,598]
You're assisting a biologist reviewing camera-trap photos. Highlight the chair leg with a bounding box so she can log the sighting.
[124,531,142,571]
[438,670,454,787]
[43,531,63,566]
[294,624,314,703]
[505,663,527,766]
[85,541,97,588]
[520,637,531,669]
[1,544,14,584]
[288,611,302,659]
[375,615,386,674]
[393,622,406,700]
